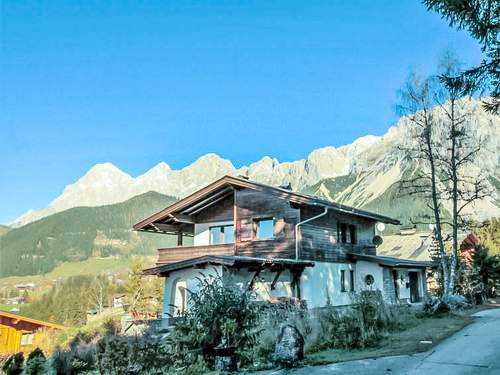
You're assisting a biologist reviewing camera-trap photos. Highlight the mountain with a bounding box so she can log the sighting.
[0,225,10,236]
[0,192,178,278]
[9,98,500,228]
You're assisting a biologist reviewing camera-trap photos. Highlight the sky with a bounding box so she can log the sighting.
[0,1,483,224]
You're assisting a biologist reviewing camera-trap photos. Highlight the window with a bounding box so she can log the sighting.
[21,333,34,346]
[349,225,357,244]
[365,274,375,286]
[209,225,234,244]
[255,218,274,240]
[340,223,347,243]
[340,270,346,292]
[350,270,355,292]
[339,223,356,244]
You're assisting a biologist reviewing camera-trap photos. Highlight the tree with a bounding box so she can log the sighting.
[424,0,500,113]
[398,55,489,299]
[124,258,163,318]
[88,277,109,315]
[397,72,451,295]
[459,245,500,302]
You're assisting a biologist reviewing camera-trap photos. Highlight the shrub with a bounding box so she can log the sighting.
[308,291,404,352]
[168,273,261,370]
[23,348,47,375]
[93,334,174,374]
[2,352,24,375]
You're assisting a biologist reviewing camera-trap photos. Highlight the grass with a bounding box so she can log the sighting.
[304,308,478,366]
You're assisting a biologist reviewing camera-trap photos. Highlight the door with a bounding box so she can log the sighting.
[392,270,399,301]
[409,272,420,303]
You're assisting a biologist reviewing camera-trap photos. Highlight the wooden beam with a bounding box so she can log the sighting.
[270,269,283,290]
[169,213,195,224]
[152,223,182,233]
[248,268,262,290]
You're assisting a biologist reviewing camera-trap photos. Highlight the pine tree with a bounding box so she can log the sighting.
[424,0,500,113]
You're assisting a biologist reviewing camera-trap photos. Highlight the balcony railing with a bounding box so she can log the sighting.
[157,243,235,264]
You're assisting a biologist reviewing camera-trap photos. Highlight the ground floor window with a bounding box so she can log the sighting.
[340,270,346,292]
[350,270,355,292]
[21,333,34,346]
[171,278,187,316]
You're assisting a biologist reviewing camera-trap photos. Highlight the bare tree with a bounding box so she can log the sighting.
[434,68,490,293]
[397,72,451,296]
[398,55,490,300]
[88,277,108,314]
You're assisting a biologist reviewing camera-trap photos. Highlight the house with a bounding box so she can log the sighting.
[112,293,126,309]
[0,310,64,354]
[134,176,431,325]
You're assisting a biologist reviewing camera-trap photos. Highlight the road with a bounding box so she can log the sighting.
[271,308,500,374]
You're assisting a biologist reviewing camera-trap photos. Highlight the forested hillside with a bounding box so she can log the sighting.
[0,192,177,278]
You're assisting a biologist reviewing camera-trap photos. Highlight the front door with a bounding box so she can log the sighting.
[409,272,420,303]
[392,269,399,301]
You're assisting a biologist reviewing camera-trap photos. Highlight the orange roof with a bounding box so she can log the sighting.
[0,310,65,330]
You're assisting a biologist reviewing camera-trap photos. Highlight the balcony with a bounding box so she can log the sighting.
[157,243,235,264]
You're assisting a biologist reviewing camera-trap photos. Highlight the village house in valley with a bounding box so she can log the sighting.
[0,311,64,354]
[134,176,431,324]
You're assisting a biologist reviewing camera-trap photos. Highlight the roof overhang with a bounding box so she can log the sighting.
[134,175,400,233]
[143,255,315,276]
[0,310,65,330]
[349,253,433,269]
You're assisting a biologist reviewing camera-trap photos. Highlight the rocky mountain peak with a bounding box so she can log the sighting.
[9,98,499,227]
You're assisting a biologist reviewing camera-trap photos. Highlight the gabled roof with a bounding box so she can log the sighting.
[143,255,315,276]
[134,175,400,232]
[0,310,65,330]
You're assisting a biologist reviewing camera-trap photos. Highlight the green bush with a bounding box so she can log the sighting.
[308,291,404,351]
[23,348,47,375]
[168,273,260,370]
[2,352,24,375]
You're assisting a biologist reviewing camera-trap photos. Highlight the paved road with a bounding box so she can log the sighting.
[272,308,500,375]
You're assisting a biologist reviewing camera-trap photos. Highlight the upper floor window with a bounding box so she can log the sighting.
[209,225,234,244]
[254,218,274,240]
[339,223,357,244]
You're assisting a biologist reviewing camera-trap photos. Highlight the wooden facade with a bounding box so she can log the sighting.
[137,176,397,267]
[0,311,64,355]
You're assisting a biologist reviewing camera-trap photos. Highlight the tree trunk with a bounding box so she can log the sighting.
[449,97,459,296]
[425,115,449,296]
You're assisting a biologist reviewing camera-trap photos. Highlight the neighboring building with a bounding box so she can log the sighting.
[0,311,64,354]
[377,231,435,262]
[112,294,126,309]
[134,176,431,325]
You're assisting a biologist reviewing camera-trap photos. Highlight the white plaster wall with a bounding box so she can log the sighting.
[355,260,385,296]
[225,268,294,300]
[161,265,222,323]
[301,262,356,308]
[193,220,234,246]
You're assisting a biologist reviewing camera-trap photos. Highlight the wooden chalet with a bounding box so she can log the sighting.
[134,175,431,324]
[0,310,64,354]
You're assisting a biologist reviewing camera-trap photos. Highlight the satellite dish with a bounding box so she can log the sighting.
[373,235,383,246]
[376,222,385,232]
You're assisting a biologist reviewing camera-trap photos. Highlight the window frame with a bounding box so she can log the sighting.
[253,217,275,240]
[350,270,355,292]
[340,270,346,292]
[209,224,235,245]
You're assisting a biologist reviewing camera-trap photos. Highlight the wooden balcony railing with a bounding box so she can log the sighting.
[157,243,235,264]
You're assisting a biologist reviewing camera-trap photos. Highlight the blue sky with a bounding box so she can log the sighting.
[0,1,482,224]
